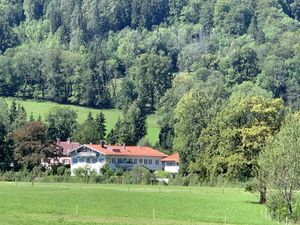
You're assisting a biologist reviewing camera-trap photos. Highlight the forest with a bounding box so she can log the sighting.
[2,0,300,220]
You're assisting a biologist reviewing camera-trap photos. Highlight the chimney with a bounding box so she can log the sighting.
[56,138,60,145]
[67,138,70,144]
[123,143,126,150]
[100,140,105,148]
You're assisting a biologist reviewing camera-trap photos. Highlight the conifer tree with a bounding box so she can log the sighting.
[95,112,106,140]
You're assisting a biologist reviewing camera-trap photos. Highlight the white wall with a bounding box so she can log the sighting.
[70,156,107,175]
[70,155,165,175]
[164,165,179,174]
[71,161,106,175]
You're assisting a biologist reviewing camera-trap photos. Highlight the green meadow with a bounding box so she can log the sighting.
[0,182,277,225]
[0,98,159,144]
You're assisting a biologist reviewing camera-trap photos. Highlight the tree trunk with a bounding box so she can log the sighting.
[288,202,293,215]
[259,185,267,204]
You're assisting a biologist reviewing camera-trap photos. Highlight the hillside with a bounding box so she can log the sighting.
[1,97,159,144]
[2,0,300,186]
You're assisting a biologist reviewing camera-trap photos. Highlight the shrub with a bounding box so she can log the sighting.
[245,178,259,193]
[155,170,171,179]
[267,192,290,222]
[57,166,66,176]
[123,166,155,184]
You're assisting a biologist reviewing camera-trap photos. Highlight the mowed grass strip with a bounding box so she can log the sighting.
[1,97,159,144]
[0,183,276,225]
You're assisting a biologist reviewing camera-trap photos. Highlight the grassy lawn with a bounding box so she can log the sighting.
[0,182,277,225]
[0,97,160,144]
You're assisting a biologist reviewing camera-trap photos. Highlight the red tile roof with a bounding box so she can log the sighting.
[161,153,180,163]
[86,144,168,158]
[58,142,81,155]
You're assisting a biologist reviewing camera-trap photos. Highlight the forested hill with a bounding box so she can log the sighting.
[2,0,300,181]
[1,0,300,110]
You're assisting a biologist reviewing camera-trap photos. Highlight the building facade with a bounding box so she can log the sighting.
[68,144,168,175]
[42,139,80,168]
[161,153,180,174]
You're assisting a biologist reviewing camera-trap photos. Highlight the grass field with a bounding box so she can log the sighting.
[0,97,159,144]
[0,182,278,225]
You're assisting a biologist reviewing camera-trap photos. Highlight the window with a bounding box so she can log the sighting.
[92,158,97,164]
[139,159,143,164]
[133,159,137,164]
[117,158,122,163]
[86,158,91,163]
[155,160,159,165]
[144,159,148,164]
[128,158,133,163]
[149,159,152,164]
[122,158,127,163]
[98,158,104,163]
[112,158,116,163]
[79,157,84,163]
[72,158,78,164]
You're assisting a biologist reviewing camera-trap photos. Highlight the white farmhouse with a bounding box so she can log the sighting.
[68,143,168,175]
[162,152,180,174]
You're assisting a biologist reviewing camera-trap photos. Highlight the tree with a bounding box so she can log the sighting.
[46,107,78,141]
[12,121,57,170]
[73,113,99,144]
[173,76,229,175]
[23,0,44,20]
[113,103,147,145]
[157,74,197,151]
[128,53,172,112]
[95,112,106,140]
[259,114,300,217]
[106,128,117,145]
[199,96,285,182]
[227,47,260,85]
[0,16,18,53]
[214,0,253,36]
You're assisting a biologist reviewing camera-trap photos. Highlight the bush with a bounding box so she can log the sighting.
[123,166,156,184]
[244,178,259,193]
[168,176,189,186]
[0,171,16,181]
[155,170,171,179]
[267,192,290,222]
[57,166,66,176]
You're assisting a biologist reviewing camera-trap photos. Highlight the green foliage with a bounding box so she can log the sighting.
[259,113,300,217]
[267,192,291,221]
[112,103,147,145]
[56,165,65,176]
[173,77,229,174]
[46,107,78,141]
[72,112,104,144]
[12,121,56,171]
[199,96,285,181]
[123,166,155,184]
[100,162,114,180]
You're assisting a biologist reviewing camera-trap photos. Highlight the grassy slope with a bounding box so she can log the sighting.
[1,98,160,144]
[0,182,277,225]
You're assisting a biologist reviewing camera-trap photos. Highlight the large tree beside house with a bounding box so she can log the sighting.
[12,121,60,170]
[198,96,285,184]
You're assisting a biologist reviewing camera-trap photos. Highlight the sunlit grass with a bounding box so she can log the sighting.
[0,182,278,225]
[1,97,159,144]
